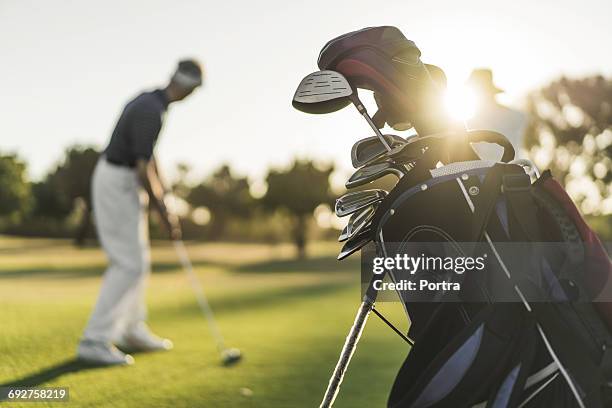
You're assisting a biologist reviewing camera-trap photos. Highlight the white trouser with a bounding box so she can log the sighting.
[82,158,150,343]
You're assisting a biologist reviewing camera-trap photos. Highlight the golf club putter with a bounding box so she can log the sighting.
[293,70,392,152]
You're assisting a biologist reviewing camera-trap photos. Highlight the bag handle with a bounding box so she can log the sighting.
[387,129,515,165]
[467,130,516,163]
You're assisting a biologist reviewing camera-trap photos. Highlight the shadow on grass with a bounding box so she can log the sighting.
[0,358,109,401]
[232,255,361,274]
[156,277,355,322]
[0,254,358,280]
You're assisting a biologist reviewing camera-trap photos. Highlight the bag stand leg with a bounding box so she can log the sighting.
[319,296,374,408]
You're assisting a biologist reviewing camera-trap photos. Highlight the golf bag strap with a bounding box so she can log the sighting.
[470,163,540,242]
[371,160,432,230]
[470,164,506,243]
[502,173,541,242]
[531,303,605,406]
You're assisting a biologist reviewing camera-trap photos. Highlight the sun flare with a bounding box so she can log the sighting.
[444,85,478,121]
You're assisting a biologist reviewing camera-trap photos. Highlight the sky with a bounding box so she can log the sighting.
[1,0,611,184]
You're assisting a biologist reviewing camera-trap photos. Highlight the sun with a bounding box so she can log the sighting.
[444,85,478,121]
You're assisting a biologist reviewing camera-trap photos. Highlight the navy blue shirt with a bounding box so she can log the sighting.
[104,89,168,166]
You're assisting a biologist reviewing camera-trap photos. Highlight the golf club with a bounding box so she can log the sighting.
[351,134,407,168]
[338,225,349,242]
[337,228,373,261]
[345,161,405,189]
[335,189,387,218]
[345,204,377,239]
[172,240,242,366]
[293,70,392,152]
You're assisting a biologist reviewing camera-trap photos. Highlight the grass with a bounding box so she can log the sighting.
[0,237,410,407]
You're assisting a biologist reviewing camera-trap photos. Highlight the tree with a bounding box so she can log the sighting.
[525,76,612,215]
[262,160,334,258]
[187,164,255,239]
[0,153,32,223]
[32,146,99,245]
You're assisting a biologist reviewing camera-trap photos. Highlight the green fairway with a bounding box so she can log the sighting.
[0,237,409,407]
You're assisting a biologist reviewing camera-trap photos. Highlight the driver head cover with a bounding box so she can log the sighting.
[171,59,204,90]
[317,26,449,135]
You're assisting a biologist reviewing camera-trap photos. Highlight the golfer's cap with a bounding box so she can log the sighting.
[172,58,203,88]
[467,68,503,94]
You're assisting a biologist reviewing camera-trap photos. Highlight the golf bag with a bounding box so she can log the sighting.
[369,159,612,407]
[294,25,612,408]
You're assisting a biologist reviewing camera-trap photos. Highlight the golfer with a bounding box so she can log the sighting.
[77,60,203,365]
[466,68,528,161]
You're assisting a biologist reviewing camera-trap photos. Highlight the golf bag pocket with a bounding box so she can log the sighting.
[387,304,539,408]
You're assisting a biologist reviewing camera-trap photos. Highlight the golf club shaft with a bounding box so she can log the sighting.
[319,298,373,408]
[349,94,392,152]
[173,240,226,352]
[361,112,392,152]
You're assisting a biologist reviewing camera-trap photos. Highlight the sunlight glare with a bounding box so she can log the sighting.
[444,86,477,121]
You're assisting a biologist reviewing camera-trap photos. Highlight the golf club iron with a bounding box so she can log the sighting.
[293,70,392,152]
[351,134,407,168]
[345,161,405,189]
[337,229,373,261]
[338,225,349,242]
[345,204,378,239]
[335,189,387,218]
[173,240,242,366]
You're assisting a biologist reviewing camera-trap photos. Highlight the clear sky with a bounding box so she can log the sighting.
[2,0,610,183]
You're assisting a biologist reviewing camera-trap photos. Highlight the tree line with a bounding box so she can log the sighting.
[0,147,334,257]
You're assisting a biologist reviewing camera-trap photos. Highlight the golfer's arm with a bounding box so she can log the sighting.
[151,156,170,194]
[136,159,167,216]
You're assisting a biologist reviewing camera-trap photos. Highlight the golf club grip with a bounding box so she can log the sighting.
[319,300,373,408]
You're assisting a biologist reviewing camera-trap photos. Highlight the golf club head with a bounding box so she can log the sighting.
[221,348,242,366]
[346,204,378,239]
[345,161,404,189]
[335,189,387,217]
[351,134,407,168]
[292,70,353,114]
[338,229,372,261]
[339,224,371,242]
[338,225,349,242]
